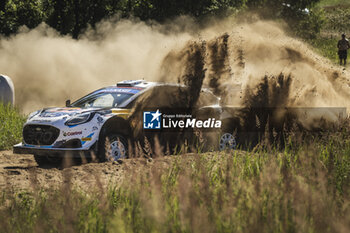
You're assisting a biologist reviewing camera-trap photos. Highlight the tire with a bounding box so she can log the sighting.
[218,132,237,151]
[34,154,49,167]
[99,134,128,162]
[34,154,62,167]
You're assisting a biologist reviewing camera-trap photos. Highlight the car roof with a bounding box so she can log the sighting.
[70,80,219,108]
[100,80,158,91]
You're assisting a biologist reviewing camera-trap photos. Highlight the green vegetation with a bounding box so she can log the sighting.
[317,0,350,8]
[2,0,347,65]
[1,0,350,232]
[0,104,25,150]
[300,0,350,63]
[1,131,350,232]
[0,0,321,38]
[307,37,338,63]
[3,0,348,64]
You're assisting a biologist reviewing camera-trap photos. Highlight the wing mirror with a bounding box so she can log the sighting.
[65,99,71,107]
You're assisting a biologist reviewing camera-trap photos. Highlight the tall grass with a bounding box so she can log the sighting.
[317,0,350,8]
[306,0,350,65]
[307,37,338,63]
[1,131,350,233]
[0,104,26,150]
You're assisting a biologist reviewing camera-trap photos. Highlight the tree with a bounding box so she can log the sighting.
[246,0,324,38]
[0,0,44,36]
[0,0,324,39]
[43,0,75,35]
[43,0,124,38]
[126,0,246,21]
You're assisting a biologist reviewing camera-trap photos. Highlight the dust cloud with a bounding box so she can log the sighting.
[1,16,349,125]
[161,21,350,107]
[0,18,193,113]
[159,20,350,132]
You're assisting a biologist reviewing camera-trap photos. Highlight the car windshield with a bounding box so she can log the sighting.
[71,92,133,108]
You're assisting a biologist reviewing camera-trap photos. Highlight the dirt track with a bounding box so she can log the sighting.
[0,150,175,192]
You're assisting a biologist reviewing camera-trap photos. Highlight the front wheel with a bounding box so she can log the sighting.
[99,134,128,162]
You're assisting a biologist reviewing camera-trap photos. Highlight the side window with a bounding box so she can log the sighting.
[125,98,138,108]
[125,93,144,108]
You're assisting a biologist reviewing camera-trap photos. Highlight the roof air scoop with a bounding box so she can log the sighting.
[117,80,144,87]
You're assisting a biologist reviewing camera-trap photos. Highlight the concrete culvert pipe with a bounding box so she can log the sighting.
[0,75,15,105]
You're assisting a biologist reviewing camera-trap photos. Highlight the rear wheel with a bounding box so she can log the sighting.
[99,134,128,161]
[219,132,237,151]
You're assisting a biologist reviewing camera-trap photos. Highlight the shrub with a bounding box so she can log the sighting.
[0,104,25,150]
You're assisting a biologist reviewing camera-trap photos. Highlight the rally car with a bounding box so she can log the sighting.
[13,80,237,165]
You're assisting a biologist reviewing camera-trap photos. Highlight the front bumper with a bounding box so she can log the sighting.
[13,143,94,158]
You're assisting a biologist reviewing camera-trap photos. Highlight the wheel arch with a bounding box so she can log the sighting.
[99,116,132,140]
[221,117,240,133]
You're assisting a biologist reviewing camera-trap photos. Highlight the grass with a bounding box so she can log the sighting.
[307,37,339,63]
[1,130,350,232]
[1,6,350,231]
[0,104,26,150]
[305,1,350,65]
[316,0,350,8]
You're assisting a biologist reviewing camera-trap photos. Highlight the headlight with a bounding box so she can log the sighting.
[28,110,40,120]
[65,113,93,126]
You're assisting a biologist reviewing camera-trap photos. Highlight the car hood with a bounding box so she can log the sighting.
[38,107,94,118]
[27,107,130,124]
[27,107,100,124]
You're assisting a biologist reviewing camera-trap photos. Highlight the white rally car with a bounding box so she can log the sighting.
[13,80,237,165]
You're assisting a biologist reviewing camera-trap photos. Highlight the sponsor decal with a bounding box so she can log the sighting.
[92,126,98,131]
[40,112,65,117]
[54,108,81,112]
[102,88,142,94]
[143,110,162,129]
[97,116,104,123]
[63,131,82,137]
[32,119,52,123]
[81,133,94,144]
[81,137,92,141]
[40,108,82,117]
[111,109,130,114]
[143,109,222,130]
